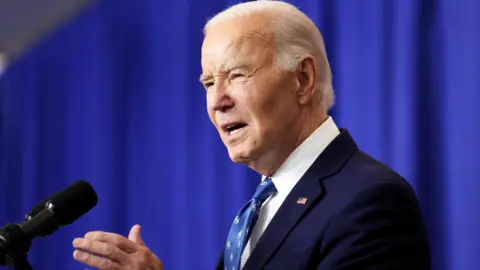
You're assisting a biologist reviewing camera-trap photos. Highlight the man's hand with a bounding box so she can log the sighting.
[73,224,164,270]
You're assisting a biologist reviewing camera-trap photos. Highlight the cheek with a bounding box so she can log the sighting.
[205,91,213,110]
[251,95,295,136]
[249,91,285,120]
[247,104,279,139]
[205,93,216,121]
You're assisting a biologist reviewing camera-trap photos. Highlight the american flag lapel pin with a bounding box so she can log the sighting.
[297,197,308,204]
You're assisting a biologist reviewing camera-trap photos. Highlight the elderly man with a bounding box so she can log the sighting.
[73,1,431,269]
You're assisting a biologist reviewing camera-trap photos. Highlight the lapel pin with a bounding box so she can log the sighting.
[297,197,308,204]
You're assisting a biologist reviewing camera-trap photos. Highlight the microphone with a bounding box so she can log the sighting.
[0,180,98,268]
[25,191,60,220]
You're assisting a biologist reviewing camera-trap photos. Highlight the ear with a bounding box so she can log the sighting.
[296,56,317,105]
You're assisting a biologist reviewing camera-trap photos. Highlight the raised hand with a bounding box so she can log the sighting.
[73,224,164,270]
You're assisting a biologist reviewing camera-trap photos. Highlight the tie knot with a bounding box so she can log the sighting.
[252,177,277,202]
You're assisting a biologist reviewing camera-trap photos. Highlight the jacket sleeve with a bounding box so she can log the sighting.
[317,182,431,270]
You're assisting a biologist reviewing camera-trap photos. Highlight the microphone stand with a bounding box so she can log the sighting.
[0,224,34,270]
[6,256,33,270]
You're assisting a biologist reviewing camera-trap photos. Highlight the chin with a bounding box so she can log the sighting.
[227,145,256,164]
[228,150,249,164]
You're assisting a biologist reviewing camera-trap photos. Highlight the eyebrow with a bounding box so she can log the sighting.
[199,74,211,84]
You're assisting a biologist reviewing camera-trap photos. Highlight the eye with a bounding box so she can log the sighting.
[203,81,214,90]
[229,73,244,81]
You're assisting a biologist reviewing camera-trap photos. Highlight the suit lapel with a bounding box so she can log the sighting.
[243,130,358,270]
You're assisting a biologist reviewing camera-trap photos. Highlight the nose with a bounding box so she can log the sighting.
[209,85,234,112]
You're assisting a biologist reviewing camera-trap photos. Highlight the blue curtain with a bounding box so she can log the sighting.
[0,0,478,269]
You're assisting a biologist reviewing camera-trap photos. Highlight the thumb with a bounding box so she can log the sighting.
[128,224,145,246]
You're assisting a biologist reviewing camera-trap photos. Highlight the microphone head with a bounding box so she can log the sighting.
[47,180,98,226]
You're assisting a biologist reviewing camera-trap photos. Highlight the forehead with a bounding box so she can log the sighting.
[201,16,274,72]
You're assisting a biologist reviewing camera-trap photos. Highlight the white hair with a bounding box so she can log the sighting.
[204,0,335,111]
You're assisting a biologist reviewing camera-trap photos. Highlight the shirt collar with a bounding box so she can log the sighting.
[262,116,340,196]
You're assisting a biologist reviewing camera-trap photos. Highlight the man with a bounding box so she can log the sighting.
[73,1,431,269]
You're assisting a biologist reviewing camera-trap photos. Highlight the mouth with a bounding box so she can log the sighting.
[222,123,248,136]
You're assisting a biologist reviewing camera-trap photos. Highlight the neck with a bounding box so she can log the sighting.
[249,112,328,177]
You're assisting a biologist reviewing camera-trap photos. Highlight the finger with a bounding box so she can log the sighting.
[73,238,130,265]
[73,250,122,270]
[128,225,145,246]
[84,231,137,253]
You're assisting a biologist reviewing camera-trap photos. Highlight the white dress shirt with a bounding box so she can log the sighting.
[240,116,340,268]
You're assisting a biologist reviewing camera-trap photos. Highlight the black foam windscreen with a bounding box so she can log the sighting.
[48,180,98,225]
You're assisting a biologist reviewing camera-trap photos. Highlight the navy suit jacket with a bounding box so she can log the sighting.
[216,129,431,269]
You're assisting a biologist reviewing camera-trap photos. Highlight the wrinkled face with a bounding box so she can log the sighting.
[200,16,301,165]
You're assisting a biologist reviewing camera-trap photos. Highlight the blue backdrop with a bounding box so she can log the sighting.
[0,0,479,269]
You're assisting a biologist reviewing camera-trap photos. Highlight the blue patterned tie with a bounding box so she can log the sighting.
[224,178,277,270]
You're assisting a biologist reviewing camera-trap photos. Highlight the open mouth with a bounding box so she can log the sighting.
[225,124,248,135]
